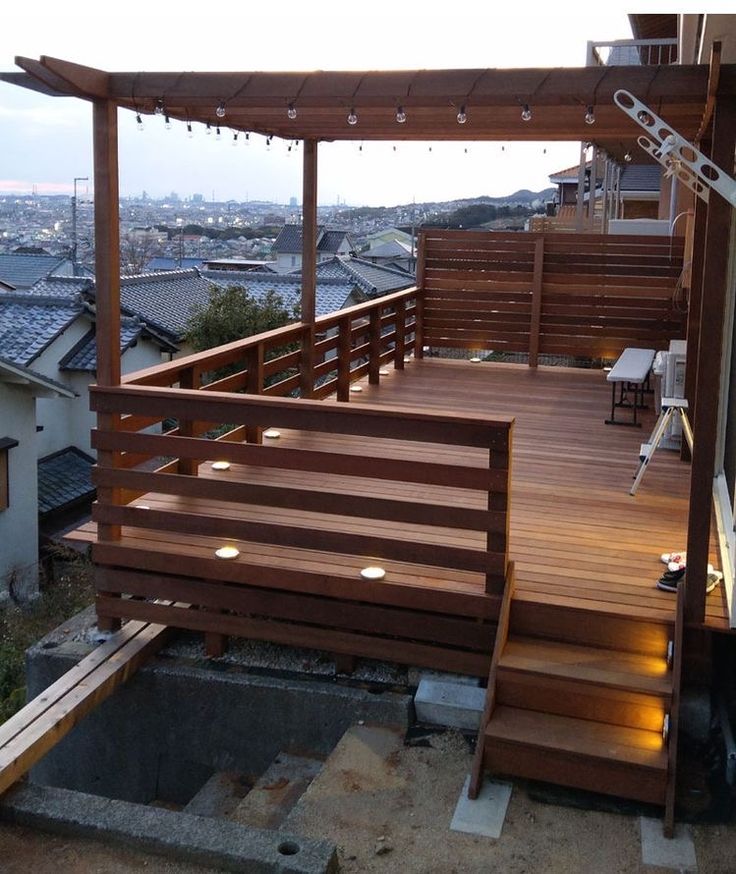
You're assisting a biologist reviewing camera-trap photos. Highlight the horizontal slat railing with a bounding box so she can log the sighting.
[419,229,686,363]
[90,386,513,628]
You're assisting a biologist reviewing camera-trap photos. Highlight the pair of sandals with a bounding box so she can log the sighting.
[657,552,723,594]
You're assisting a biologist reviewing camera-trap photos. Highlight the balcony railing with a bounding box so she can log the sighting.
[586,38,678,67]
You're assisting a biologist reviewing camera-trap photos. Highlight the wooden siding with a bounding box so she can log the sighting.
[420,230,686,361]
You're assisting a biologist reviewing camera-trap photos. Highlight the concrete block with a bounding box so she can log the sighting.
[414,678,485,730]
[232,753,323,829]
[183,771,248,819]
[640,816,697,871]
[0,783,338,874]
[450,775,512,839]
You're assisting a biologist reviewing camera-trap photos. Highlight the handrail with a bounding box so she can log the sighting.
[664,579,686,837]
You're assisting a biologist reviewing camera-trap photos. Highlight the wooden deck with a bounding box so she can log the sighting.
[75,358,729,637]
[340,359,728,632]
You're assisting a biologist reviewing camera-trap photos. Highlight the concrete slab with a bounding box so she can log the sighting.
[0,783,338,874]
[640,816,697,871]
[182,771,248,819]
[231,752,323,830]
[408,668,481,687]
[450,774,512,839]
[414,678,485,730]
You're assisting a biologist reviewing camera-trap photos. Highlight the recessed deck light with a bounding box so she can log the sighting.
[263,428,281,439]
[360,566,386,581]
[470,357,481,363]
[136,504,150,510]
[350,385,363,393]
[215,546,240,560]
[211,461,231,471]
[379,368,390,376]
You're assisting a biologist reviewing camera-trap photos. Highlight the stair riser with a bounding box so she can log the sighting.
[496,672,670,732]
[484,740,667,806]
[511,601,671,657]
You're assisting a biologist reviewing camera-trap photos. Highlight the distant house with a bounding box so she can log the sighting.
[270,225,355,273]
[361,239,415,274]
[0,356,74,600]
[0,252,80,290]
[145,256,206,272]
[311,255,416,296]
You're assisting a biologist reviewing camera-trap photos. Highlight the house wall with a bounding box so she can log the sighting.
[36,336,164,458]
[622,199,660,220]
[0,384,39,599]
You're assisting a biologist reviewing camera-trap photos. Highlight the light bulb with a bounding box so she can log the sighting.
[287,103,297,120]
[164,115,171,130]
[136,113,144,131]
[624,151,632,162]
[347,108,358,126]
[245,132,250,146]
[396,105,407,124]
[266,137,271,151]
[521,104,532,122]
[232,132,238,146]
[216,101,226,119]
[187,122,193,138]
[154,98,164,116]
[585,105,595,125]
[216,126,221,139]
[457,105,467,124]
[206,122,212,135]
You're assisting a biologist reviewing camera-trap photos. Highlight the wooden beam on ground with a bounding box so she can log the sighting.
[0,617,172,796]
[685,96,736,624]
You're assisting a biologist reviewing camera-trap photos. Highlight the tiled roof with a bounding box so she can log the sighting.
[364,240,413,259]
[26,276,93,300]
[203,269,356,317]
[146,256,206,271]
[0,356,76,397]
[37,447,95,516]
[619,164,662,192]
[313,257,415,296]
[271,225,354,254]
[59,318,147,372]
[0,295,82,366]
[0,253,71,289]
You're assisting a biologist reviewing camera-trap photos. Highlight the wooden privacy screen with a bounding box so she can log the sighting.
[419,229,686,362]
[89,386,513,672]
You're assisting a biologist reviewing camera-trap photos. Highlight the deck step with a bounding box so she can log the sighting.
[483,706,668,805]
[497,636,671,731]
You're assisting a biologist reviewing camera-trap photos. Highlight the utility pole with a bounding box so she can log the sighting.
[71,176,89,275]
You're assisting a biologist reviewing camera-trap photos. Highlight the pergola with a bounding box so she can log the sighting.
[3,54,736,622]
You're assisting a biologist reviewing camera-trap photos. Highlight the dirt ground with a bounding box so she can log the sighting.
[1,729,734,873]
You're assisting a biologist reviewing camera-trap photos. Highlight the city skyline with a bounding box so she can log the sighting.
[3,3,640,206]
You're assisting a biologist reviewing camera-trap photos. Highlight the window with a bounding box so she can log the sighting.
[0,438,18,511]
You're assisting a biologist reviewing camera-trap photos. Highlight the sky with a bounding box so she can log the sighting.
[0,1,685,207]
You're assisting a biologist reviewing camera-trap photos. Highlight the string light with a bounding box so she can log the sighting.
[136,113,144,131]
[396,105,407,124]
[347,107,358,126]
[585,105,596,125]
[232,132,238,146]
[287,103,297,120]
[206,122,212,135]
[216,126,221,139]
[456,105,467,124]
[624,151,633,162]
[154,98,165,116]
[245,132,250,145]
[359,142,363,153]
[164,114,171,130]
[187,121,193,138]
[521,104,532,122]
[216,101,226,119]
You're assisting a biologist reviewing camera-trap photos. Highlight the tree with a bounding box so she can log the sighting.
[186,284,298,353]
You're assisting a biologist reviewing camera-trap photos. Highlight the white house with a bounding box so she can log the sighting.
[270,226,354,273]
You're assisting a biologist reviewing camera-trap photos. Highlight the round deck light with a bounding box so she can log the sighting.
[470,357,481,363]
[350,385,363,393]
[136,504,150,510]
[379,368,390,376]
[263,429,281,439]
[211,461,231,471]
[215,546,240,560]
[360,566,386,581]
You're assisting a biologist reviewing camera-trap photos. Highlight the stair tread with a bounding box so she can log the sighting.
[501,636,671,695]
[485,706,667,770]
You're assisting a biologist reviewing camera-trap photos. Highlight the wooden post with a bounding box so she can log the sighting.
[683,195,708,440]
[177,367,199,475]
[245,344,264,443]
[414,231,427,359]
[486,425,512,594]
[685,96,736,624]
[587,145,598,231]
[337,315,351,401]
[394,300,406,369]
[575,143,587,233]
[93,99,122,632]
[528,237,544,368]
[368,309,381,384]
[300,139,318,399]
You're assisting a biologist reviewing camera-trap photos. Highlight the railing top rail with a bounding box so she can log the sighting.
[91,383,513,447]
[589,38,678,47]
[121,285,418,387]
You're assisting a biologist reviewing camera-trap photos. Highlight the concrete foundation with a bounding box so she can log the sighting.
[26,607,413,805]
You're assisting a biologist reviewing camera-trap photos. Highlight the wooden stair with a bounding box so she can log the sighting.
[471,569,684,832]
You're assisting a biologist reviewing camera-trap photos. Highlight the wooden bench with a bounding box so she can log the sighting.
[605,348,655,427]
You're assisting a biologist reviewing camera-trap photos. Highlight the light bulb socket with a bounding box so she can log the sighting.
[206,122,212,135]
[187,122,193,137]
[287,103,297,120]
[457,105,467,124]
[164,115,171,129]
[521,103,532,122]
[585,105,596,125]
[136,113,144,130]
[154,98,164,116]
[347,108,358,126]
[216,126,221,138]
[216,101,226,119]
[396,105,407,124]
